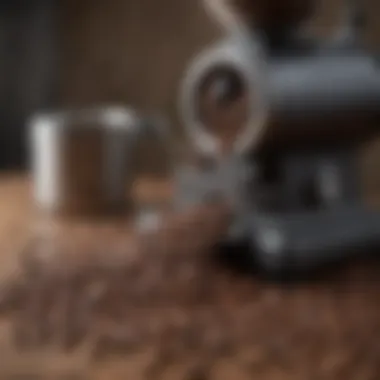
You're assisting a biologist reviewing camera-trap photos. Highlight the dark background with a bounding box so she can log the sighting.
[1,0,380,195]
[0,0,58,168]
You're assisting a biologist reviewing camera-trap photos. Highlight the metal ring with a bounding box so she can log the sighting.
[179,32,269,158]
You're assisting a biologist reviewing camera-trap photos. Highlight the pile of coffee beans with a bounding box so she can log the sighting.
[1,203,380,379]
[0,204,232,351]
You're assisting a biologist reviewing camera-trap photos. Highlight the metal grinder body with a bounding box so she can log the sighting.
[178,4,380,275]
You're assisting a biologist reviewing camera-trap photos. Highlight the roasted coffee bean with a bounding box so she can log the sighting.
[3,374,41,380]
[0,282,26,314]
[144,360,163,380]
[44,271,95,351]
[55,373,88,380]
[180,324,202,353]
[92,325,142,359]
[185,362,212,380]
[13,274,56,348]
[145,347,174,380]
[203,326,235,359]
[11,317,32,350]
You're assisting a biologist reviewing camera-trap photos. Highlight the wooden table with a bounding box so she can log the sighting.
[0,174,380,380]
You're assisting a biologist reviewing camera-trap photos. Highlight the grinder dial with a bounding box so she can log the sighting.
[196,65,250,154]
[180,31,268,157]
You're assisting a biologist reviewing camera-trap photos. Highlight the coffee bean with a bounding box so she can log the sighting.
[0,282,25,314]
[185,363,211,380]
[93,325,142,359]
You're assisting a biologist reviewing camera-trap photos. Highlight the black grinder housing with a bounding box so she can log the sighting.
[178,0,380,275]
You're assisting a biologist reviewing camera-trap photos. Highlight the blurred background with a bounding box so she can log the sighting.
[2,0,380,191]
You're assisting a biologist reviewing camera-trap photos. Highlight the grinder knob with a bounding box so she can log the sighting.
[197,65,250,154]
[180,34,268,158]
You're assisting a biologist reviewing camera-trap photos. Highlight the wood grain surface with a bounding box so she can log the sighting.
[0,175,379,380]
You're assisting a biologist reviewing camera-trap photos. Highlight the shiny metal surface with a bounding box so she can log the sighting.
[29,107,142,217]
[180,32,268,158]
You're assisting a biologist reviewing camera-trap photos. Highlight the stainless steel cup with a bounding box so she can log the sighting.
[29,106,143,217]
